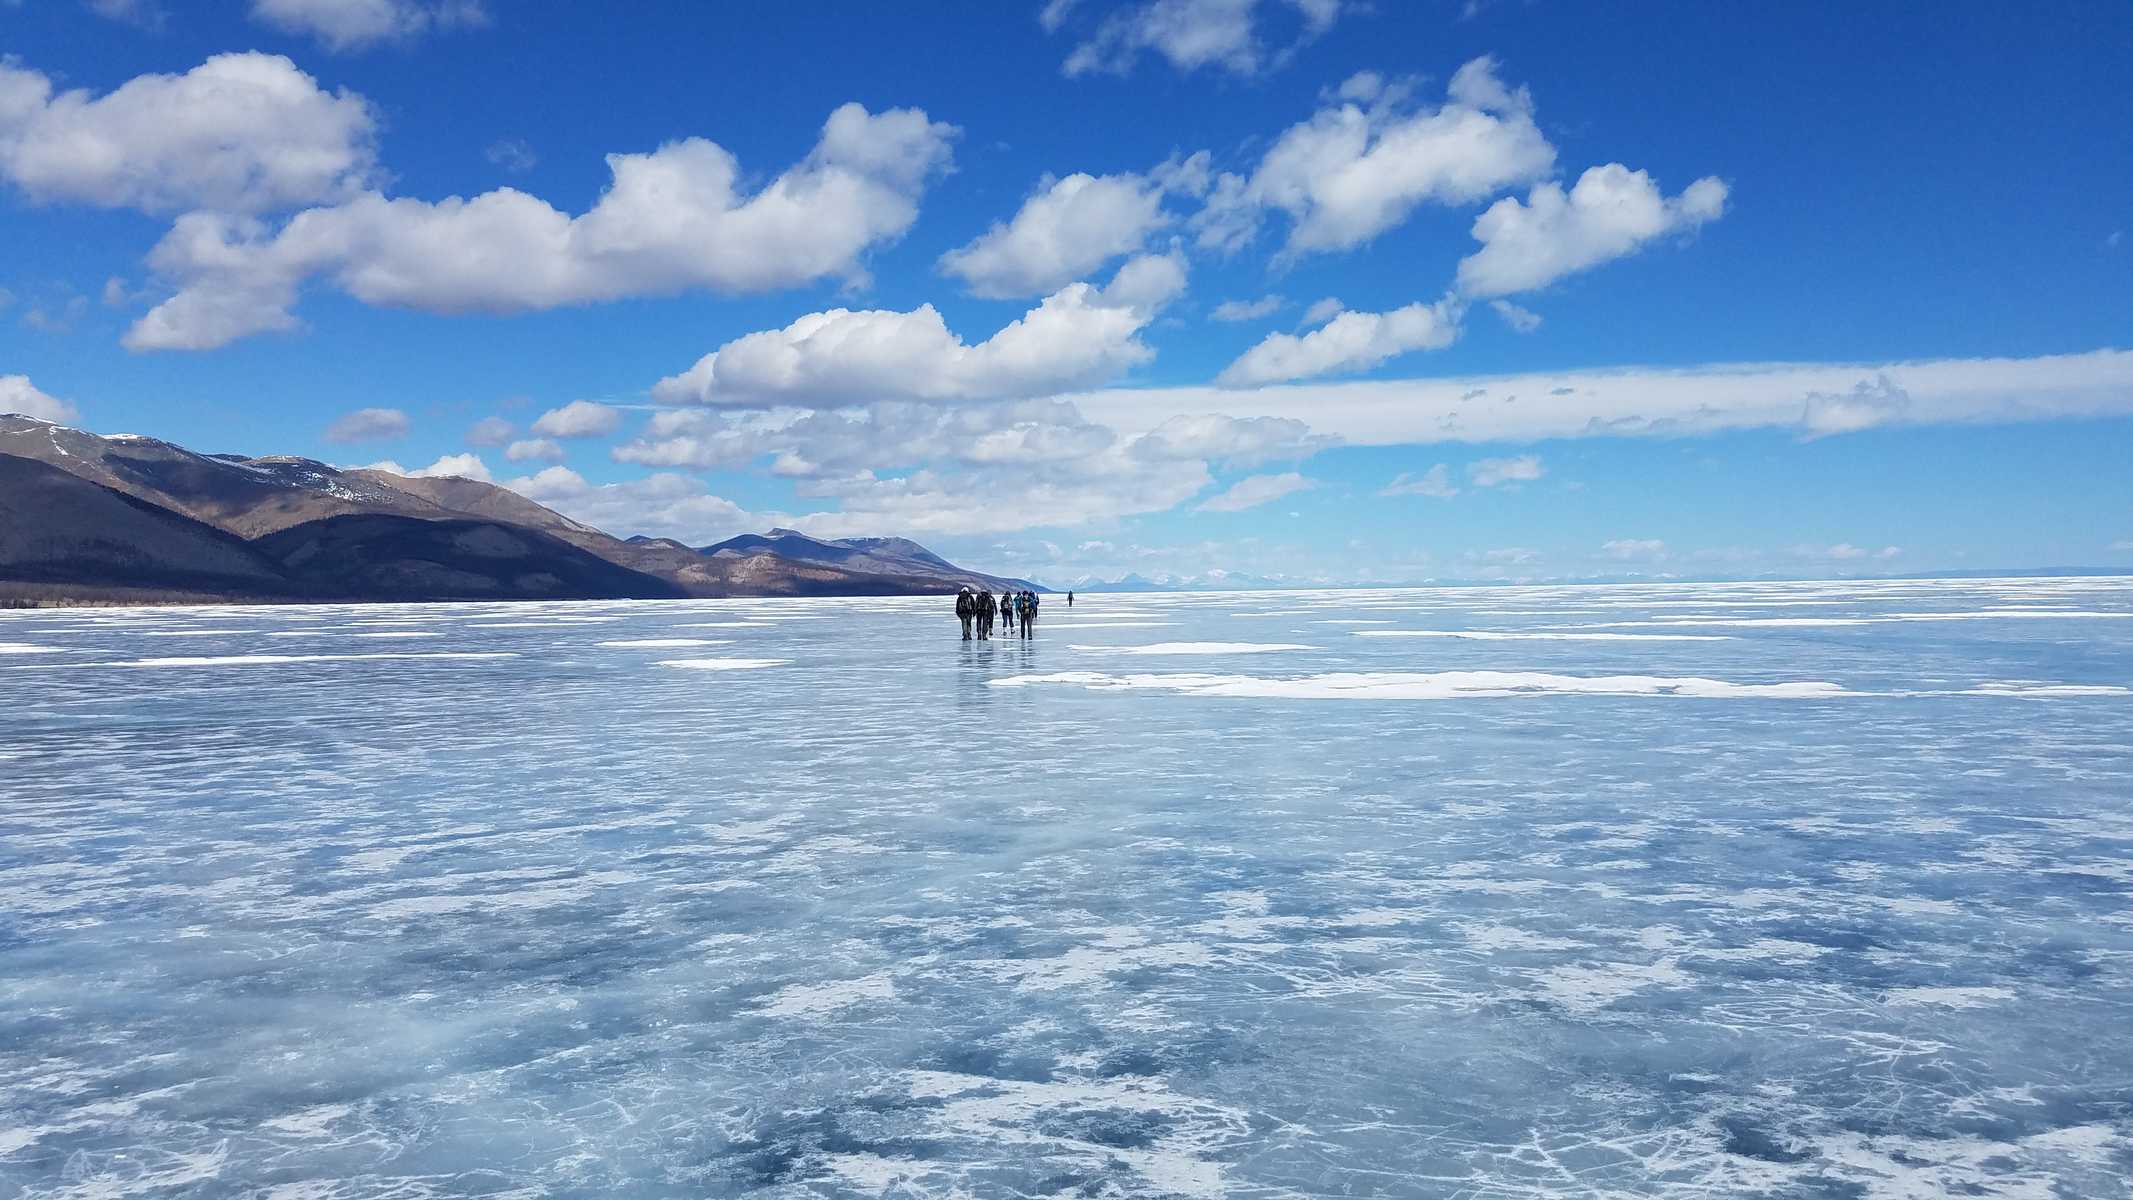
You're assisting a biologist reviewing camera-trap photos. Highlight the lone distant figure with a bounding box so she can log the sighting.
[955,587,974,640]
[1067,591,1074,608]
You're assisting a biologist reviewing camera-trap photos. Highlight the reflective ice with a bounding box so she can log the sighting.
[4,577,2132,1197]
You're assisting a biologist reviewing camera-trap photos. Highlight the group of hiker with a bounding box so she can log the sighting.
[956,586,1068,639]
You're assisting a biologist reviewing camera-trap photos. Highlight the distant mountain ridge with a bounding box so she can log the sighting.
[0,413,1037,606]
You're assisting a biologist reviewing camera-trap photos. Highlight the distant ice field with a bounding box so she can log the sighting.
[3,577,2133,1197]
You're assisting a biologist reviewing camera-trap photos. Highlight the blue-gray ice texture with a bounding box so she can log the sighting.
[4,577,2133,1198]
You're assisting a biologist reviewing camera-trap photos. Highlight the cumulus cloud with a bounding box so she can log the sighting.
[1197,470,1315,512]
[1217,295,1462,385]
[1489,298,1542,332]
[1194,57,1555,257]
[1127,412,1330,465]
[791,454,1213,539]
[1052,0,1345,78]
[1601,538,1666,560]
[1379,464,1456,497]
[503,437,564,463]
[529,399,621,439]
[464,415,514,446]
[124,103,958,350]
[1457,164,1727,297]
[609,396,1261,538]
[0,374,78,422]
[504,467,758,544]
[1799,375,1909,438]
[939,162,1200,297]
[650,254,1184,408]
[1467,453,1542,486]
[249,0,489,53]
[1297,296,1345,327]
[1069,351,2133,447]
[408,452,490,481]
[323,406,409,443]
[0,53,378,215]
[1210,295,1283,322]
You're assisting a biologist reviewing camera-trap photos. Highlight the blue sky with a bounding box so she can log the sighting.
[2,0,2129,584]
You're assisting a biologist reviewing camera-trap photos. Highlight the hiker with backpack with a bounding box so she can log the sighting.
[975,587,995,639]
[955,587,975,639]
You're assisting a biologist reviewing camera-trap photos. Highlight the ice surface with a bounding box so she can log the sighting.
[3,579,2132,1197]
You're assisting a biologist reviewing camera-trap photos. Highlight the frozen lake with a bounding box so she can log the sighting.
[4,578,2133,1197]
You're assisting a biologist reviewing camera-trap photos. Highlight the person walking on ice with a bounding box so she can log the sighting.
[955,587,975,640]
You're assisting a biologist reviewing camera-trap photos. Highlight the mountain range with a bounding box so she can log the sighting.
[0,414,1039,606]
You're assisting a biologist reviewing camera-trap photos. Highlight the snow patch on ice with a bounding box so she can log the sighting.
[657,657,787,670]
[991,670,1859,700]
[1069,642,1314,655]
[758,972,896,1018]
[99,653,514,668]
[1887,986,2016,1008]
[1357,630,1734,641]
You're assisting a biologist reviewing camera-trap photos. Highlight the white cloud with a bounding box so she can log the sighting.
[0,53,377,215]
[1457,164,1727,297]
[1489,298,1542,332]
[650,254,1184,408]
[2111,539,2133,552]
[125,103,958,350]
[249,0,489,53]
[484,137,535,173]
[1210,294,1284,322]
[21,294,88,334]
[1601,538,1666,560]
[1467,453,1541,486]
[503,467,758,544]
[1197,470,1315,512]
[791,455,1213,538]
[465,415,514,446]
[1196,56,1555,257]
[1217,295,1462,385]
[1379,464,1456,497]
[611,396,1243,538]
[408,452,490,481]
[1799,375,1908,438]
[1067,350,2133,447]
[1127,412,1328,465]
[86,0,168,31]
[503,437,564,463]
[1054,0,1345,77]
[529,399,621,439]
[1297,296,1344,327]
[1778,542,1901,565]
[323,406,409,443]
[0,374,78,422]
[939,164,1195,298]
